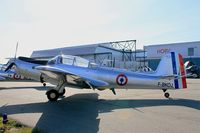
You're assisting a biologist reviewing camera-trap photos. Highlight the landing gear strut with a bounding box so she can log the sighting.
[40,74,46,87]
[59,89,66,96]
[162,89,170,98]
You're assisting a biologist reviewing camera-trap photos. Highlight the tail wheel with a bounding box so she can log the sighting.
[164,92,170,98]
[59,89,66,96]
[46,90,59,101]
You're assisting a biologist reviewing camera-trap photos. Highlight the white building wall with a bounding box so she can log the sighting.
[145,41,200,59]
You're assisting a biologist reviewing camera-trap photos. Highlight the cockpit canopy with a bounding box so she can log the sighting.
[47,55,90,67]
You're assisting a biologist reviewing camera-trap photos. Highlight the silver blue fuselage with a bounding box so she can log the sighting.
[41,64,175,90]
[14,59,175,90]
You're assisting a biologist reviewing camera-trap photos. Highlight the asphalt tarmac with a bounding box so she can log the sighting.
[0,79,200,133]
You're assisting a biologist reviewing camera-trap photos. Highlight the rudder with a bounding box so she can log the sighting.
[171,52,187,89]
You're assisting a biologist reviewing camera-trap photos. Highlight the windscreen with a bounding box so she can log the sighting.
[61,55,89,67]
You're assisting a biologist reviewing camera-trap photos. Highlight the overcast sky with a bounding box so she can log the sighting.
[0,0,200,63]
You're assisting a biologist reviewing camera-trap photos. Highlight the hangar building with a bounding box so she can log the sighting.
[144,41,200,70]
[31,40,147,70]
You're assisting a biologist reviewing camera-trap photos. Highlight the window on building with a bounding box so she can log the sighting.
[188,48,194,56]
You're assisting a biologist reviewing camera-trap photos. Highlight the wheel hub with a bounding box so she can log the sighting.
[50,93,56,99]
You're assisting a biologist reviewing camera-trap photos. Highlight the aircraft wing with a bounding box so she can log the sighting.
[35,65,109,88]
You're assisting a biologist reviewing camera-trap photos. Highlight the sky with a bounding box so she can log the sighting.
[0,0,200,63]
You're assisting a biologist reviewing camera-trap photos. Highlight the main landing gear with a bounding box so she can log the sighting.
[46,89,66,101]
[59,89,66,96]
[162,89,170,98]
[46,89,59,101]
[46,76,66,101]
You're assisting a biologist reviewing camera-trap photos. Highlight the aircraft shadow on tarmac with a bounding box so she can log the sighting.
[0,93,200,133]
[0,86,49,91]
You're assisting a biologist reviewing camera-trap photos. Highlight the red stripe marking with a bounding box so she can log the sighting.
[178,54,187,88]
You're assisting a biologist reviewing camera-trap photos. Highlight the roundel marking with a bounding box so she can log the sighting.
[13,74,20,80]
[116,74,128,86]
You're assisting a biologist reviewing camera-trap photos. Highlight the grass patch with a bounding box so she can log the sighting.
[0,116,44,133]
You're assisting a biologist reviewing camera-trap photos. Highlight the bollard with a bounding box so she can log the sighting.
[2,113,8,124]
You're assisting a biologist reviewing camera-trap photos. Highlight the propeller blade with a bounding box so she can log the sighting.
[14,42,19,59]
[4,63,15,72]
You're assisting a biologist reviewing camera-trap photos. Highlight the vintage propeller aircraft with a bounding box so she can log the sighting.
[4,52,187,101]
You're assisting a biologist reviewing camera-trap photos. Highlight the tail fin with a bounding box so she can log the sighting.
[155,52,187,89]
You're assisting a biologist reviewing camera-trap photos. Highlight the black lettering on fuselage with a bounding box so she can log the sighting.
[158,82,173,88]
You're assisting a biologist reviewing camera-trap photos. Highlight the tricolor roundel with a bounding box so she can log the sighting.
[116,74,128,86]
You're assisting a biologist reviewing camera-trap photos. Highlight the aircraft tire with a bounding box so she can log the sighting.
[47,90,59,101]
[59,89,66,96]
[43,83,46,87]
[164,92,170,98]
